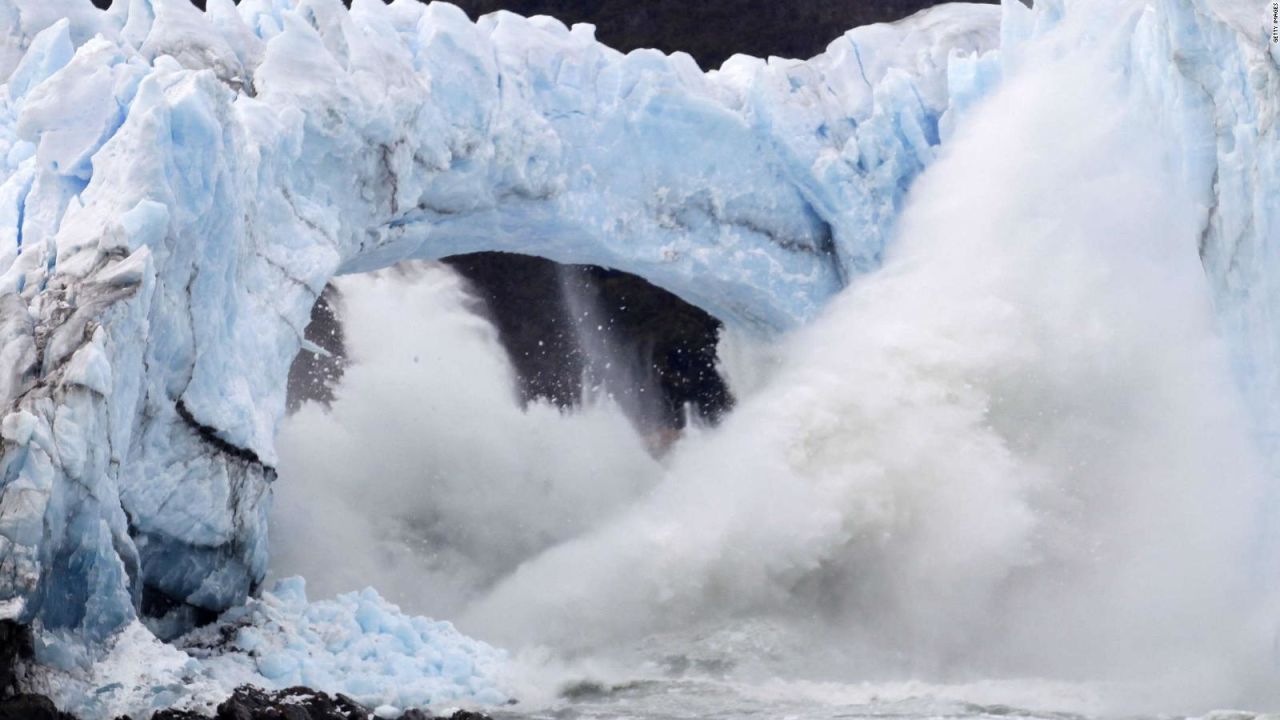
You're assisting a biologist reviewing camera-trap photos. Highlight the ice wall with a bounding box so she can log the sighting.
[1041,0,1280,573]
[0,0,1276,693]
[1146,0,1280,514]
[0,0,998,659]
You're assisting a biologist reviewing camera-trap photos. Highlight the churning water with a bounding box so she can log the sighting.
[272,3,1279,718]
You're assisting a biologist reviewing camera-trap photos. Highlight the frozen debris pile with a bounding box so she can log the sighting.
[24,580,507,719]
[180,578,508,711]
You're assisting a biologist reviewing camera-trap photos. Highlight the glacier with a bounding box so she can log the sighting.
[0,0,1000,658]
[0,0,1275,715]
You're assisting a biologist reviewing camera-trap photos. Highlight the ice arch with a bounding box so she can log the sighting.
[0,0,1000,651]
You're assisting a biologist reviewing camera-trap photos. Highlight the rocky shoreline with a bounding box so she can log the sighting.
[0,686,497,720]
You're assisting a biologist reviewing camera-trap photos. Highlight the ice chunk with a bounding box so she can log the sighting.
[182,579,508,712]
[27,582,507,718]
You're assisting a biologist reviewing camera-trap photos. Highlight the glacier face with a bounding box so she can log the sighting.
[0,0,999,661]
[1073,0,1280,581]
[1152,0,1280,546]
[0,0,1276,712]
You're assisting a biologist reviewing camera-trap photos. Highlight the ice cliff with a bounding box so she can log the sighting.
[0,0,998,659]
[0,0,1275,714]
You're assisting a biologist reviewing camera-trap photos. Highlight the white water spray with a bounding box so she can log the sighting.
[459,3,1271,709]
[270,263,663,619]
[274,1,1275,713]
[556,265,666,436]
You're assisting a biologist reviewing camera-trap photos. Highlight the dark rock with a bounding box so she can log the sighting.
[448,0,1000,69]
[140,583,221,642]
[151,709,208,719]
[213,685,369,720]
[441,253,584,410]
[446,711,495,720]
[61,686,498,720]
[442,253,732,434]
[287,252,734,439]
[0,694,75,720]
[141,686,500,720]
[0,621,31,698]
[286,284,346,414]
[0,671,496,720]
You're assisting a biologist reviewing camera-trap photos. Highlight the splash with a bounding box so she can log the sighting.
[458,3,1271,710]
[275,1,1274,714]
[556,263,669,437]
[271,263,663,620]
